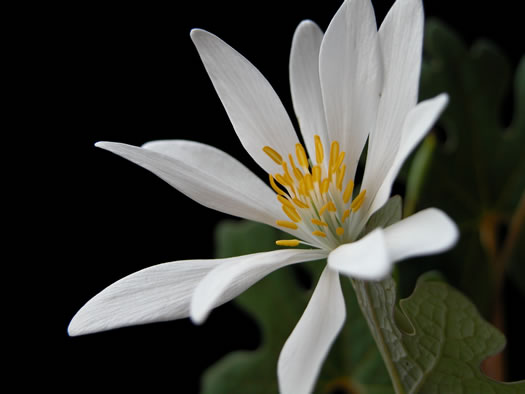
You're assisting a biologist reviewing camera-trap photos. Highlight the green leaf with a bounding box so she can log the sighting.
[405,19,525,314]
[352,276,525,394]
[363,195,403,236]
[202,220,393,394]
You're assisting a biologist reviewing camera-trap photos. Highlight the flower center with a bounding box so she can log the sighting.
[263,135,366,250]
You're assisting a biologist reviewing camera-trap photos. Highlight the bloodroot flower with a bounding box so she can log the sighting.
[69,0,458,393]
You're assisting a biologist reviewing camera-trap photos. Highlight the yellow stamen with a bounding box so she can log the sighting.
[289,154,304,181]
[293,168,304,182]
[312,230,327,238]
[269,174,287,196]
[275,175,295,195]
[293,198,309,209]
[295,143,309,169]
[336,227,345,236]
[298,180,306,196]
[351,189,367,211]
[311,218,328,226]
[283,205,301,223]
[320,178,330,194]
[276,239,300,247]
[275,173,290,187]
[336,165,346,191]
[276,220,298,230]
[277,195,295,209]
[285,174,295,189]
[312,165,321,184]
[342,209,350,222]
[304,173,314,193]
[329,141,340,169]
[343,179,355,204]
[263,146,283,165]
[282,162,294,186]
[314,135,324,164]
[319,201,336,216]
[334,151,345,172]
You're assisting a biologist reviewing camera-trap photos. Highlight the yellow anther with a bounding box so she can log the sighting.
[278,195,295,209]
[283,205,301,223]
[334,151,345,172]
[329,141,340,168]
[314,135,324,164]
[293,167,304,182]
[336,227,345,236]
[282,162,294,186]
[320,178,330,194]
[276,220,298,230]
[343,179,355,204]
[276,239,300,247]
[311,218,328,226]
[295,143,309,169]
[351,189,367,212]
[336,165,346,191]
[304,173,314,193]
[298,180,306,196]
[263,146,283,165]
[293,198,309,209]
[342,209,351,223]
[319,201,336,216]
[269,174,287,196]
[312,165,321,184]
[275,173,290,187]
[312,230,327,238]
[289,154,304,181]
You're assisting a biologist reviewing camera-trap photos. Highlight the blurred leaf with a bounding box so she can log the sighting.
[403,135,437,218]
[202,220,393,394]
[352,276,525,393]
[362,195,402,236]
[404,19,525,315]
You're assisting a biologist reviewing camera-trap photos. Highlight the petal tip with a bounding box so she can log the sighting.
[67,313,89,337]
[190,28,212,43]
[189,308,207,326]
[431,208,459,249]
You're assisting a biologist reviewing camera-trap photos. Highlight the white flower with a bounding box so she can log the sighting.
[68,0,458,392]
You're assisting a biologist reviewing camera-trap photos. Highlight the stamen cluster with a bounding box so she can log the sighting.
[263,135,366,249]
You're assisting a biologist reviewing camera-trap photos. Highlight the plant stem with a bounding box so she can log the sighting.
[350,278,406,394]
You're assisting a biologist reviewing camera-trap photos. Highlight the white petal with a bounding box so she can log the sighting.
[190,249,328,324]
[289,20,328,159]
[278,266,345,394]
[367,93,449,214]
[96,140,282,228]
[363,0,424,208]
[328,229,392,280]
[68,259,219,336]
[190,29,299,175]
[319,0,383,181]
[383,208,458,262]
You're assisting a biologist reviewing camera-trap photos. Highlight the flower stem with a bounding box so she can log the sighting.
[350,278,407,394]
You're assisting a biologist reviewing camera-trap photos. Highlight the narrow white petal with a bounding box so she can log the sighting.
[367,93,449,214]
[328,229,392,280]
[68,259,219,336]
[191,29,299,175]
[96,140,282,228]
[320,0,383,181]
[363,0,424,207]
[190,249,328,324]
[278,266,345,394]
[289,20,328,158]
[383,208,458,262]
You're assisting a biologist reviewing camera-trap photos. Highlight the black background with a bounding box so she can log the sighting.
[22,0,523,391]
